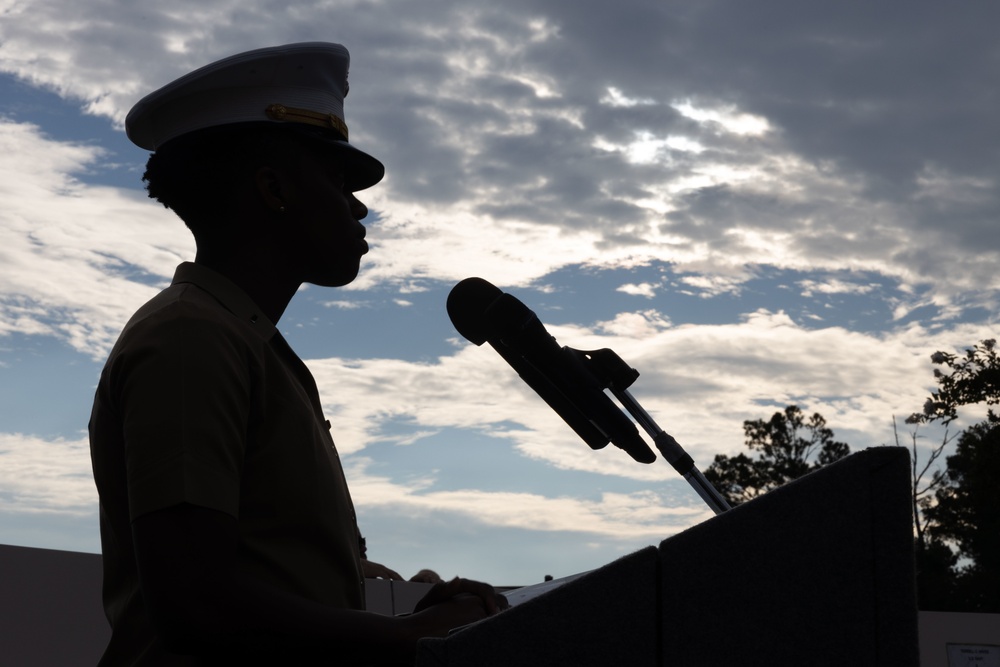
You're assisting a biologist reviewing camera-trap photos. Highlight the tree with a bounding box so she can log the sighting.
[923,421,1000,611]
[893,418,953,553]
[704,405,851,506]
[893,419,961,611]
[907,338,1000,612]
[908,338,1000,427]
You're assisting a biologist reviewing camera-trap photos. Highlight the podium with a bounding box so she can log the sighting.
[416,447,919,666]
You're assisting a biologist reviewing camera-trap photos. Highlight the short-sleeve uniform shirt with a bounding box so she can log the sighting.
[89,262,365,665]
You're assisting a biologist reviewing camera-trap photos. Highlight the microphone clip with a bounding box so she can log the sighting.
[565,347,640,394]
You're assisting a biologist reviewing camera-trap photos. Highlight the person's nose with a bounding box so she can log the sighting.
[349,193,368,221]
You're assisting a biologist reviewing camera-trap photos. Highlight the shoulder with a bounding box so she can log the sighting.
[121,282,259,349]
[106,282,268,382]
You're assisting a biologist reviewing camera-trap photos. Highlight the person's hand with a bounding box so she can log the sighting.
[402,578,508,641]
[361,559,403,580]
[413,577,508,616]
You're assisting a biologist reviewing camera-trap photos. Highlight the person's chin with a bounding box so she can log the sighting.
[308,265,360,288]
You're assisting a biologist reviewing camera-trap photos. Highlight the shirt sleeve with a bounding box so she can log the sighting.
[110,300,255,521]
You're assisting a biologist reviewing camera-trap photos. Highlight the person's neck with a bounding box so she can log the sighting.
[193,250,300,325]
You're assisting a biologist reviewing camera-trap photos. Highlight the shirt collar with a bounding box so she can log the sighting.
[171,262,277,341]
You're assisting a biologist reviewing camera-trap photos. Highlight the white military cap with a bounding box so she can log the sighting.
[125,42,384,190]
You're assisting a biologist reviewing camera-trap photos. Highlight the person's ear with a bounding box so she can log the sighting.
[254,166,288,214]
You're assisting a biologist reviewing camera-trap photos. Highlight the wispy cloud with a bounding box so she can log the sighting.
[0,120,191,358]
[348,457,709,540]
[0,433,96,515]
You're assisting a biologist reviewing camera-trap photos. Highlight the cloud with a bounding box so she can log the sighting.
[321,300,368,310]
[617,282,658,298]
[798,278,877,298]
[0,119,192,358]
[0,433,96,515]
[677,273,746,298]
[3,303,987,550]
[596,309,672,338]
[0,1,997,317]
[307,307,997,484]
[346,457,709,540]
[0,2,996,448]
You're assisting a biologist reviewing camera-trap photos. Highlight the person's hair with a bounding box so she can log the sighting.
[142,123,308,243]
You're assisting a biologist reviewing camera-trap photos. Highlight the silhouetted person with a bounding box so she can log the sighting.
[89,43,504,666]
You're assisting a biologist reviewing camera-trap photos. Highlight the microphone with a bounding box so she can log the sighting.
[447,278,656,464]
[448,278,610,451]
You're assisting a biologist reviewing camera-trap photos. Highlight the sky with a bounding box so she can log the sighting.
[0,1,997,586]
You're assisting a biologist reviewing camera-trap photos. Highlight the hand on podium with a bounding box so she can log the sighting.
[402,577,509,640]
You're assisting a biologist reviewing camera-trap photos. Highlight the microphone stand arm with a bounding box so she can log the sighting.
[609,387,731,515]
[578,348,731,515]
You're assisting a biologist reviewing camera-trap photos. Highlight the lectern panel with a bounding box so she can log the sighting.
[658,446,918,666]
[415,447,919,666]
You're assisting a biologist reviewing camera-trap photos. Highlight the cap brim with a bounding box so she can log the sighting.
[279,123,384,191]
[323,139,385,192]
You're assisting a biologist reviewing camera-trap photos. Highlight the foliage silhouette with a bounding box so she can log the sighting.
[703,405,850,507]
[908,338,1000,427]
[921,420,1000,611]
[909,338,1000,612]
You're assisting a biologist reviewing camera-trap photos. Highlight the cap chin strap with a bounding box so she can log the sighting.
[265,103,349,140]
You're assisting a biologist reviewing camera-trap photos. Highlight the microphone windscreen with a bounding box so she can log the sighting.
[447,277,504,345]
[482,293,536,344]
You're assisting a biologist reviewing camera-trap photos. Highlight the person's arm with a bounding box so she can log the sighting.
[361,558,405,580]
[132,503,502,663]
